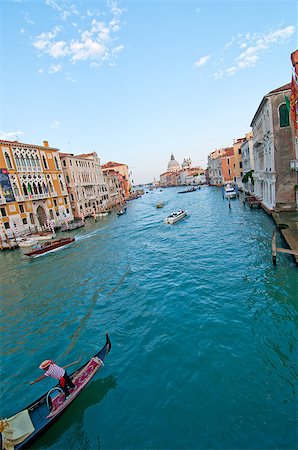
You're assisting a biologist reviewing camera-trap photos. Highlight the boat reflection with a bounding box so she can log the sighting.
[30,375,117,449]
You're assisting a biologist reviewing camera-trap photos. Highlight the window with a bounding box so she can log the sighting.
[53,199,57,207]
[4,152,12,169]
[19,204,24,213]
[227,158,230,165]
[42,155,48,169]
[62,160,66,167]
[64,198,68,204]
[279,104,290,127]
[4,222,10,229]
[66,208,69,214]
[71,193,74,201]
[1,207,6,217]
[238,149,241,155]
[66,175,70,183]
[54,157,59,170]
[22,183,28,196]
[239,162,242,168]
[22,218,28,225]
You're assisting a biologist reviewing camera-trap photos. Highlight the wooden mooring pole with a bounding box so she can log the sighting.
[272,230,277,265]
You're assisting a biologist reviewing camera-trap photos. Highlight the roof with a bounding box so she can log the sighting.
[102,161,126,168]
[0,139,59,151]
[250,83,291,127]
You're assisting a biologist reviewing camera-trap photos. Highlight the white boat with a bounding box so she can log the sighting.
[164,209,187,224]
[224,185,237,199]
[17,231,55,248]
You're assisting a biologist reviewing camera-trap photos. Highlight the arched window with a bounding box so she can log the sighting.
[42,182,48,193]
[36,157,41,168]
[20,155,25,168]
[42,155,48,169]
[49,180,53,192]
[33,183,38,195]
[279,104,290,128]
[4,152,12,169]
[38,182,43,194]
[54,157,59,170]
[15,155,21,169]
[31,157,36,169]
[22,182,28,196]
[60,180,64,191]
[12,182,19,197]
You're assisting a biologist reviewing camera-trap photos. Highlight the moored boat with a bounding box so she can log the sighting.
[156,202,164,208]
[24,237,75,257]
[224,185,237,199]
[1,334,111,450]
[26,231,56,241]
[164,209,187,224]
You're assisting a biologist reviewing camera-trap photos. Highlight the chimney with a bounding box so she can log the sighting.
[43,140,49,147]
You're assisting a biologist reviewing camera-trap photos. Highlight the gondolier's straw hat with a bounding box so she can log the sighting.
[39,360,52,369]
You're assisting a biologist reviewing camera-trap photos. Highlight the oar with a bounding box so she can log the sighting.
[63,358,81,369]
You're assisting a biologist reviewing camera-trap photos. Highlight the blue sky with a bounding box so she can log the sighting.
[0,0,297,184]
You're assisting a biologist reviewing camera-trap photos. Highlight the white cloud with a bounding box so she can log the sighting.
[20,28,25,34]
[51,120,60,128]
[0,130,24,140]
[38,68,44,74]
[194,55,210,68]
[221,25,295,76]
[49,63,63,73]
[32,1,124,70]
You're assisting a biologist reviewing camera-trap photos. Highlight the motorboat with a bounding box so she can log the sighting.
[17,238,36,248]
[224,185,237,199]
[156,202,164,208]
[164,209,187,224]
[2,334,111,450]
[117,208,127,216]
[177,187,197,194]
[25,237,75,257]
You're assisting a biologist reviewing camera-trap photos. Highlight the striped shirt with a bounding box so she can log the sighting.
[44,363,65,379]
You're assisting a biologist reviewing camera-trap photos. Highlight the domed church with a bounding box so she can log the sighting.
[167,153,180,172]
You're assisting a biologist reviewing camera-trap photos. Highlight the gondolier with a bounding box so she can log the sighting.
[30,360,75,399]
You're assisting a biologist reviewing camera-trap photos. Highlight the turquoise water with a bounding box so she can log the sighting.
[1,187,297,450]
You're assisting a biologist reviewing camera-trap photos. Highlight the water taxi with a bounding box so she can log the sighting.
[25,237,75,257]
[224,185,237,199]
[164,209,187,224]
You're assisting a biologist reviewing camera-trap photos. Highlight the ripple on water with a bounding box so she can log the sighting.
[1,187,297,449]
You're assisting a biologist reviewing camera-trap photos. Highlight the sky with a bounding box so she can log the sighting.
[0,0,297,184]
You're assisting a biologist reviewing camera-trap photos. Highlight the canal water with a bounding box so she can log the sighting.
[1,187,297,450]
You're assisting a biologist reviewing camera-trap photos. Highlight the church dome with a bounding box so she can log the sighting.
[167,153,180,172]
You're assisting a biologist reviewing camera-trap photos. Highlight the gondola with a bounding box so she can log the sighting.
[1,334,111,450]
[117,207,127,216]
[177,187,197,194]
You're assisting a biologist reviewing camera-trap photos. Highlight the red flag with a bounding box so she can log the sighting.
[290,75,297,130]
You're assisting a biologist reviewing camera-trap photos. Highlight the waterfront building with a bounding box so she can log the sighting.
[59,152,109,219]
[101,161,131,197]
[207,147,234,185]
[233,137,245,189]
[0,140,73,239]
[102,169,125,207]
[251,83,296,211]
[160,171,179,187]
[241,132,254,194]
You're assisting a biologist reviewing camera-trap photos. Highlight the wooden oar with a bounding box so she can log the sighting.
[62,358,81,369]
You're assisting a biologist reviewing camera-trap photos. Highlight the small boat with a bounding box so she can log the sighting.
[164,209,187,224]
[156,202,164,208]
[61,220,85,232]
[224,185,237,199]
[178,187,197,194]
[117,208,127,216]
[25,237,75,257]
[17,238,36,248]
[96,212,109,218]
[1,334,111,450]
